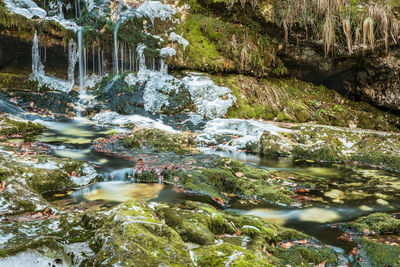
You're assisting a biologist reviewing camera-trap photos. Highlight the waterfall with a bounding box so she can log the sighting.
[78,27,84,89]
[58,1,64,18]
[113,21,120,75]
[32,31,44,79]
[98,46,102,76]
[68,39,78,84]
[160,59,168,74]
[92,44,95,74]
[137,44,146,70]
[129,48,132,71]
[120,43,124,73]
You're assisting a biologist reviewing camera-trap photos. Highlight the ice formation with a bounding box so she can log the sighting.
[70,164,97,186]
[139,69,181,113]
[137,0,176,25]
[31,31,74,93]
[182,74,236,119]
[197,118,292,150]
[169,32,189,50]
[159,47,176,74]
[3,0,78,32]
[92,111,179,133]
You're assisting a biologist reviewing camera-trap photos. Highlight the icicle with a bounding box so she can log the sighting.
[68,39,78,84]
[129,48,132,71]
[120,43,124,73]
[83,46,87,79]
[160,59,167,74]
[58,1,64,19]
[98,46,101,76]
[32,31,44,79]
[113,21,120,75]
[78,27,84,89]
[137,44,147,70]
[92,44,95,74]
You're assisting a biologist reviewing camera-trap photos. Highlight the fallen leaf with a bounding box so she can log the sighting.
[235,172,244,178]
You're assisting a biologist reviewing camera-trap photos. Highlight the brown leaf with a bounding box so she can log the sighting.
[235,172,244,178]
[317,260,327,267]
[280,242,294,249]
[0,181,6,192]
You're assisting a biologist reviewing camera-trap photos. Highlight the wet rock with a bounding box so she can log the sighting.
[343,213,400,235]
[83,200,193,266]
[0,117,45,140]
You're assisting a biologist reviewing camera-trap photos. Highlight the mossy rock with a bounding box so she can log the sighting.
[84,200,193,266]
[343,213,400,234]
[162,157,294,205]
[124,128,196,155]
[0,117,45,139]
[359,237,400,267]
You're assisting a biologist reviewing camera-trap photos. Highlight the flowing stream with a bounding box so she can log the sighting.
[25,114,400,255]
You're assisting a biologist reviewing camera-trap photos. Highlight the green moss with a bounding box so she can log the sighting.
[122,136,141,149]
[344,213,400,234]
[84,200,193,266]
[272,245,338,266]
[0,73,41,92]
[128,129,196,155]
[163,158,294,205]
[359,237,400,266]
[193,243,275,266]
[0,117,45,139]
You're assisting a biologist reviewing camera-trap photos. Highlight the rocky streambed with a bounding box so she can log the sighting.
[1,89,400,266]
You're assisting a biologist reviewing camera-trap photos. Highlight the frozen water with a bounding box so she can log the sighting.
[137,0,176,25]
[182,74,236,119]
[92,111,179,133]
[197,118,292,150]
[169,32,189,50]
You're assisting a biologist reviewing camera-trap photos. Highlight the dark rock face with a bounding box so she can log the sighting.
[355,53,400,111]
[280,42,400,111]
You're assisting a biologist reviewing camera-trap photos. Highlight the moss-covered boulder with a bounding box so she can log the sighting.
[0,117,45,140]
[161,157,295,205]
[343,213,400,235]
[259,124,400,172]
[155,200,339,266]
[83,200,193,266]
[123,128,197,154]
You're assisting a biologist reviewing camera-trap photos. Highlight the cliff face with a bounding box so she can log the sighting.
[1,0,400,118]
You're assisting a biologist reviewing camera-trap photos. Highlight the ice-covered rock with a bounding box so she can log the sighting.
[182,74,236,119]
[70,164,97,186]
[31,31,74,93]
[169,32,189,50]
[197,118,292,150]
[160,47,176,58]
[92,111,179,133]
[3,0,46,19]
[4,0,78,32]
[0,250,64,267]
[137,0,176,24]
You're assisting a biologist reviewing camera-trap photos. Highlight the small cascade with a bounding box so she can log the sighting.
[98,46,102,76]
[159,47,176,74]
[137,44,147,70]
[67,39,78,84]
[78,27,84,89]
[32,31,44,79]
[113,21,121,75]
[58,0,64,18]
